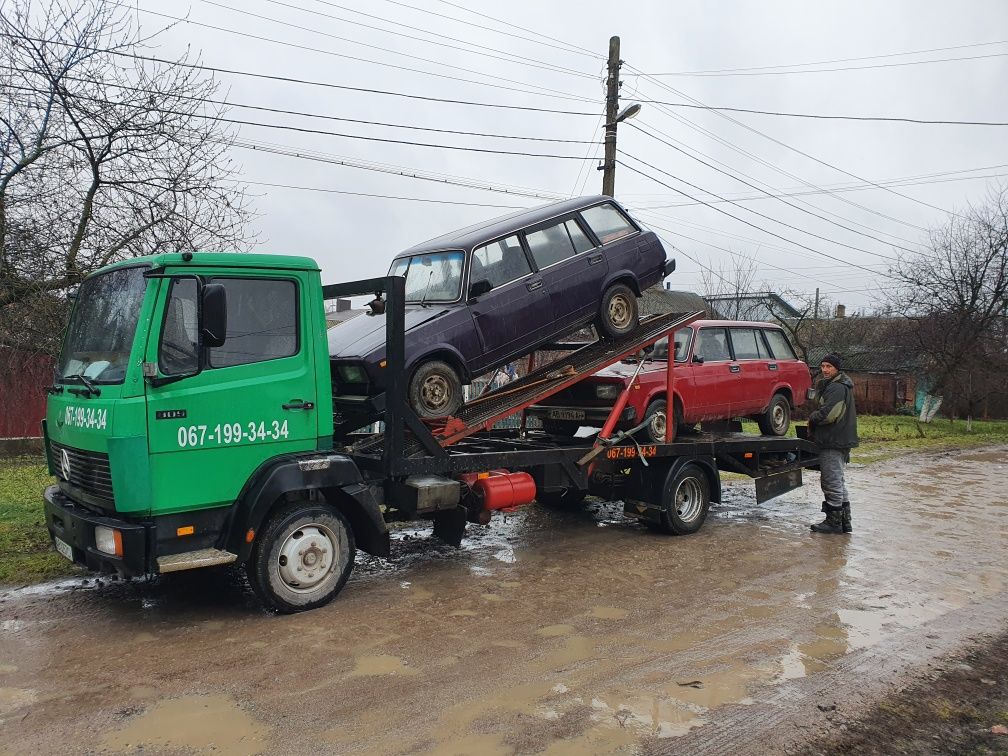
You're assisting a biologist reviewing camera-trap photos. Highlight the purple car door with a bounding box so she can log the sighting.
[468,234,551,370]
[523,216,606,329]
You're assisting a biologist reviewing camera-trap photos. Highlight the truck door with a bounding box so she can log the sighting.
[144,274,318,514]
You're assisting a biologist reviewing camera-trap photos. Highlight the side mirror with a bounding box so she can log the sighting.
[468,278,493,299]
[692,354,704,364]
[201,283,228,348]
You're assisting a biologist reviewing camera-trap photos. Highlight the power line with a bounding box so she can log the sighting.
[633,101,1008,127]
[627,165,1008,207]
[626,121,918,255]
[430,0,603,60]
[623,89,930,236]
[230,137,568,200]
[626,64,959,219]
[617,153,900,278]
[639,38,1008,76]
[237,179,532,208]
[619,149,900,263]
[642,52,1008,77]
[1,69,600,145]
[114,3,598,104]
[245,0,597,80]
[5,36,600,115]
[4,80,592,160]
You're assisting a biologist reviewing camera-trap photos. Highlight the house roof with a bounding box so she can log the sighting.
[704,292,802,321]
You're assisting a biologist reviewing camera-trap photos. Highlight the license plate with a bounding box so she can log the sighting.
[54,536,74,562]
[548,409,585,421]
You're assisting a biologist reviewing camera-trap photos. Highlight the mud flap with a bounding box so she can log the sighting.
[431,507,467,547]
[755,469,803,504]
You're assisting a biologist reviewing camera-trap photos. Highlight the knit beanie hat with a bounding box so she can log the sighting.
[821,352,843,370]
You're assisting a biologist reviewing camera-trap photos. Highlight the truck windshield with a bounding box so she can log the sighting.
[56,266,148,385]
[388,250,464,303]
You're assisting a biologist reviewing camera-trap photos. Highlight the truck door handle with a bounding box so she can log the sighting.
[587,253,604,265]
[526,280,543,291]
[768,363,778,371]
[729,365,740,373]
[283,400,315,410]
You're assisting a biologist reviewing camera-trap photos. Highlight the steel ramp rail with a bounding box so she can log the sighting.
[352,307,705,458]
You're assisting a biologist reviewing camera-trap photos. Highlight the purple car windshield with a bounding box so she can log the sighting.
[389,250,464,303]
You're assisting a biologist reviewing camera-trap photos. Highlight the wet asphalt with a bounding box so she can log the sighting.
[1,445,1006,755]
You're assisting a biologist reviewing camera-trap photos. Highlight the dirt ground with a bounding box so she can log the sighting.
[1,445,1006,755]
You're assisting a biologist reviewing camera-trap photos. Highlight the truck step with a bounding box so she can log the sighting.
[157,548,238,573]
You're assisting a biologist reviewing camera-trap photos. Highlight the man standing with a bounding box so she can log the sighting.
[808,352,858,534]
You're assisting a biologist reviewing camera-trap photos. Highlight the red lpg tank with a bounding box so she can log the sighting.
[460,470,537,512]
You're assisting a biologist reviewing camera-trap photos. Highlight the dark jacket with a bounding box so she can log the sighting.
[809,372,859,450]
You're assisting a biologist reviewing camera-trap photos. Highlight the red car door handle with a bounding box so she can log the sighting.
[768,363,778,370]
[729,364,740,373]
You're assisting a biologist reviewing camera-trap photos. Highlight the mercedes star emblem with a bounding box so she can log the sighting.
[60,448,71,481]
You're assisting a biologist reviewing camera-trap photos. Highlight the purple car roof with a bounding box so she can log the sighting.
[395,195,630,258]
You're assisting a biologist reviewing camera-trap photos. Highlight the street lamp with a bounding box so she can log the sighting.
[601,102,642,196]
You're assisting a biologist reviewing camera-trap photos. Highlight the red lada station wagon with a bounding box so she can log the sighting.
[528,320,812,441]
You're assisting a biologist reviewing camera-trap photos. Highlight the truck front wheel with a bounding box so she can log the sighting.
[249,503,356,613]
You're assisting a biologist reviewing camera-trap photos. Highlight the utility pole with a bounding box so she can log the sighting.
[601,35,621,197]
[814,287,820,320]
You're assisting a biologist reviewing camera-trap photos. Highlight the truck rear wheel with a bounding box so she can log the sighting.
[249,503,355,613]
[657,464,710,535]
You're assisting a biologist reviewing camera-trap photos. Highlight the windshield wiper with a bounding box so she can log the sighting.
[61,373,101,396]
[419,270,435,308]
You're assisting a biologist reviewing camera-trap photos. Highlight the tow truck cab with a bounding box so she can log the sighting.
[42,253,387,580]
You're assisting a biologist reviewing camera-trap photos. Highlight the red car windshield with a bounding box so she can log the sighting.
[652,330,691,362]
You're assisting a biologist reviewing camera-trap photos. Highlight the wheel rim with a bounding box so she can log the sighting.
[674,478,704,523]
[421,373,452,413]
[608,294,633,330]
[649,410,666,440]
[277,524,339,592]
[771,402,787,432]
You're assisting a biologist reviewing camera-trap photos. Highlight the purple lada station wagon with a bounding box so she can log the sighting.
[328,196,673,418]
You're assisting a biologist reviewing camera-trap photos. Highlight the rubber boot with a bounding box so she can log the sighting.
[841,502,852,533]
[810,504,845,534]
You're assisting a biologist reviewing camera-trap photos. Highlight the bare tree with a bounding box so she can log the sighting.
[0,0,252,353]
[889,184,1008,419]
[699,249,762,319]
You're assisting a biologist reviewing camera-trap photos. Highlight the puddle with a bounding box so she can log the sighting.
[101,695,269,755]
[350,654,418,676]
[537,624,574,637]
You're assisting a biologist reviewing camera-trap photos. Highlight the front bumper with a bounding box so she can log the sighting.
[526,404,636,426]
[44,485,151,576]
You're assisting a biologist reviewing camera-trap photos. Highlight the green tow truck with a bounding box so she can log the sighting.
[42,253,816,612]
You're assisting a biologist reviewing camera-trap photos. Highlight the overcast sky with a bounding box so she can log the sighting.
[131,0,1008,312]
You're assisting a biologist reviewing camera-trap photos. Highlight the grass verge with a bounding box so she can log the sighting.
[0,456,80,586]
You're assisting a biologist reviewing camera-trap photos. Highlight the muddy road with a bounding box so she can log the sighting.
[1,446,1007,755]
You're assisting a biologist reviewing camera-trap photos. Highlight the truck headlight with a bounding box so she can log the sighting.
[94,526,123,557]
[595,384,621,399]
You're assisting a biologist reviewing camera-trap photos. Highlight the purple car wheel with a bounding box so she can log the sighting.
[597,283,639,339]
[409,360,463,418]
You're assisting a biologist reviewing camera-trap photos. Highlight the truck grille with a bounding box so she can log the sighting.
[50,441,115,507]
